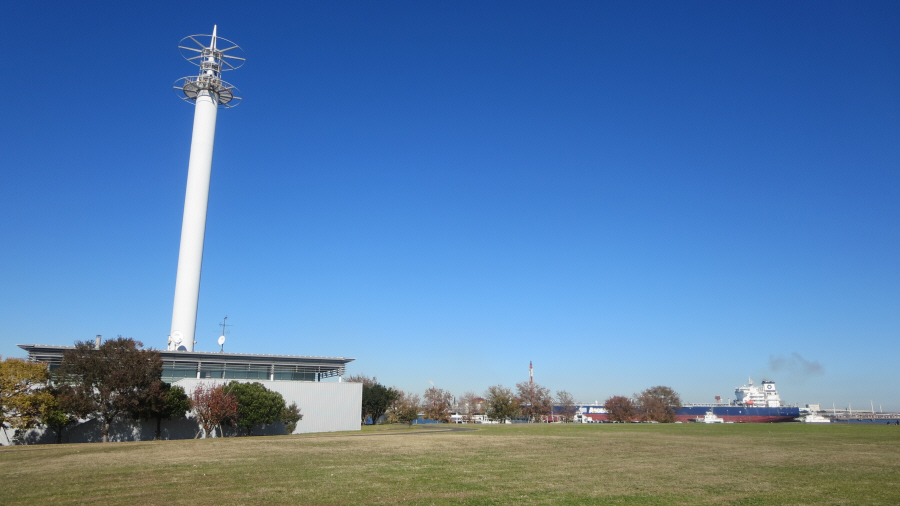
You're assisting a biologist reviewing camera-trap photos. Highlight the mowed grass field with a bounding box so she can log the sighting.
[2,423,899,505]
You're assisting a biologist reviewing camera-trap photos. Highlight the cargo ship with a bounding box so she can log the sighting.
[676,378,800,423]
[573,378,800,423]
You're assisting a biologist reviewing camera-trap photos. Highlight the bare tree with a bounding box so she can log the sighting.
[634,386,682,423]
[556,390,577,423]
[387,390,421,426]
[516,381,552,422]
[484,385,520,422]
[458,391,480,422]
[604,395,636,423]
[423,387,453,423]
[344,374,377,387]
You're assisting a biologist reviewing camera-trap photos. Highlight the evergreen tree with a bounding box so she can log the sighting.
[225,381,286,436]
[362,383,399,424]
[132,382,190,440]
[281,402,303,434]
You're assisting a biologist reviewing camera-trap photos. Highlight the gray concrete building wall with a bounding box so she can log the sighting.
[174,378,362,434]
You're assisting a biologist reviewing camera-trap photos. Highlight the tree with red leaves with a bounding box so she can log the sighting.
[604,395,636,423]
[56,337,162,443]
[634,386,682,423]
[190,383,237,438]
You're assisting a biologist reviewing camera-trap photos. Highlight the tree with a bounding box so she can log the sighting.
[190,383,237,438]
[131,382,190,440]
[422,387,453,423]
[484,385,520,422]
[516,381,552,422]
[344,374,377,387]
[226,381,286,436]
[361,382,399,425]
[458,391,480,422]
[55,337,162,442]
[604,395,636,423]
[38,385,84,444]
[0,356,51,441]
[281,402,303,434]
[634,386,682,423]
[387,390,420,426]
[346,374,399,425]
[556,390,577,423]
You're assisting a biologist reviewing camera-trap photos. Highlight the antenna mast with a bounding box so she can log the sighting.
[219,315,231,336]
[168,27,245,352]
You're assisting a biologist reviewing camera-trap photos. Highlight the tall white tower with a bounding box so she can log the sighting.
[169,27,245,351]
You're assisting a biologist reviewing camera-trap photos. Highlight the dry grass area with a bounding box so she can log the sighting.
[2,423,899,505]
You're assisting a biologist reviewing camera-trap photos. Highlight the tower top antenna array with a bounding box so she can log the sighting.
[168,26,245,352]
[173,26,246,108]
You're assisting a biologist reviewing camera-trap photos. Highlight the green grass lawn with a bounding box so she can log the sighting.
[2,423,899,505]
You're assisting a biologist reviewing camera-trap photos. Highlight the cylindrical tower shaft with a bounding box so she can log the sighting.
[170,90,219,351]
[169,27,243,351]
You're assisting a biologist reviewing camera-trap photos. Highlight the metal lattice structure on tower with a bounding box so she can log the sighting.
[168,27,245,352]
[173,27,245,108]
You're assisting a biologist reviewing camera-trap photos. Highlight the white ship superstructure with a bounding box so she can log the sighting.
[697,410,725,423]
[733,378,782,407]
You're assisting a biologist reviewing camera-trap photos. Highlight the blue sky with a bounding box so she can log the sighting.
[1,2,898,410]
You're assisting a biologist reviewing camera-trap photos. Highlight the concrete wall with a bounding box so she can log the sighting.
[174,378,362,434]
[3,415,205,445]
[1,379,361,445]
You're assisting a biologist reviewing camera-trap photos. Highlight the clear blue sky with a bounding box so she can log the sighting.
[1,2,898,410]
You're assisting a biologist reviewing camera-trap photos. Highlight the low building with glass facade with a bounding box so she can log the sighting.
[13,343,362,442]
[19,344,353,382]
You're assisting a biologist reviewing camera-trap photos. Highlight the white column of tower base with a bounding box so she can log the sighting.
[170,90,218,351]
[168,27,244,351]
